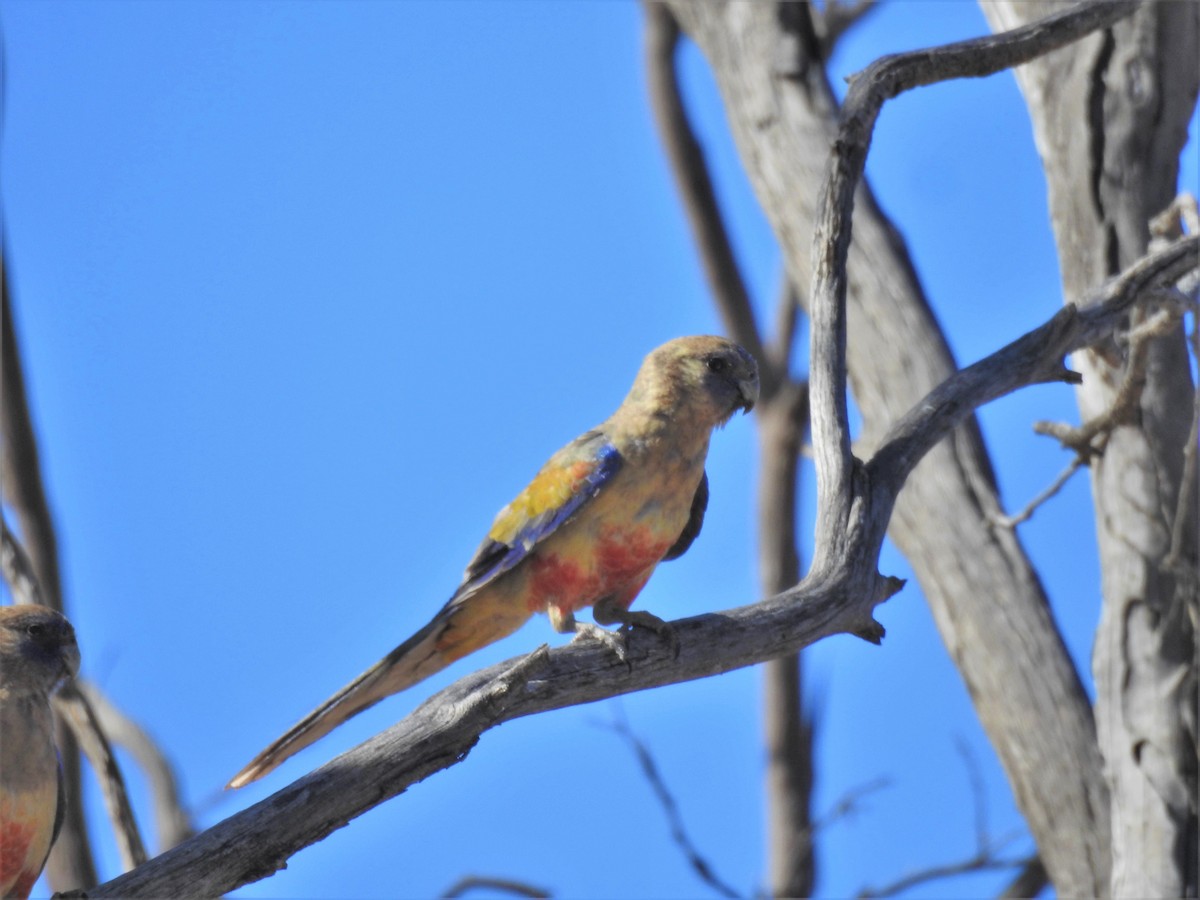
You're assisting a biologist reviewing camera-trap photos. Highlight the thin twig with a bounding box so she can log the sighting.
[441,876,551,899]
[855,739,1028,898]
[1,515,46,606]
[1033,305,1182,456]
[77,682,195,852]
[997,856,1049,899]
[870,235,1198,502]
[605,712,742,900]
[2,516,191,860]
[53,684,149,871]
[989,457,1087,530]
[857,854,1030,899]
[811,776,890,833]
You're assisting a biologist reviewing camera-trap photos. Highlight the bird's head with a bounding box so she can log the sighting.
[0,605,80,697]
[635,335,759,428]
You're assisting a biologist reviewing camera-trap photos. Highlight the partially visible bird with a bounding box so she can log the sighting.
[228,335,758,788]
[0,605,80,900]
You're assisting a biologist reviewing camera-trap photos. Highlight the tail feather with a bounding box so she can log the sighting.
[226,618,447,789]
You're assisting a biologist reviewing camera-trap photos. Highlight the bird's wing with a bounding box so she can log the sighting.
[449,429,623,603]
[660,470,708,562]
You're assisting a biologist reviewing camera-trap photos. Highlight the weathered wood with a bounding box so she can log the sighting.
[665,2,1133,894]
[71,226,1195,900]
[981,3,1199,895]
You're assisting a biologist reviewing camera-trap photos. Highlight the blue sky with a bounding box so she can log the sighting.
[3,2,1196,898]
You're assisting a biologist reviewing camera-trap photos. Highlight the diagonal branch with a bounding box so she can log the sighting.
[77,682,195,852]
[69,233,1192,898]
[868,236,1197,504]
[606,714,741,899]
[53,684,149,871]
[644,6,815,894]
[806,0,1140,572]
[440,876,551,899]
[666,2,1128,892]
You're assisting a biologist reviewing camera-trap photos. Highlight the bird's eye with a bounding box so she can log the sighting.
[706,357,729,374]
[26,622,45,637]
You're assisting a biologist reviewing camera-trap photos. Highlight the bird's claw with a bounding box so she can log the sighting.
[619,615,680,660]
[571,622,632,671]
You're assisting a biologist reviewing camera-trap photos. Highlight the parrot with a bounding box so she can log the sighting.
[228,334,758,789]
[0,605,80,900]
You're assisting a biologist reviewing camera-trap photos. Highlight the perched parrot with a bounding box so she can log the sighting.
[0,605,80,900]
[228,335,758,788]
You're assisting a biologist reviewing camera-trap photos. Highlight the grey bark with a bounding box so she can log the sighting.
[71,235,1197,899]
[758,390,814,899]
[642,7,816,893]
[981,3,1200,896]
[664,2,1134,894]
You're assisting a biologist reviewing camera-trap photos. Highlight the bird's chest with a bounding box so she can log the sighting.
[0,785,57,897]
[523,445,704,612]
[0,699,58,897]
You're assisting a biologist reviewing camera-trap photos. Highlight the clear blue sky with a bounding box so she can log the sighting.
[3,2,1196,898]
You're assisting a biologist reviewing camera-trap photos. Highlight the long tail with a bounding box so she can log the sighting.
[227,617,450,789]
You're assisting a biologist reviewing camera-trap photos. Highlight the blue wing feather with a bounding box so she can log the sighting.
[450,431,622,603]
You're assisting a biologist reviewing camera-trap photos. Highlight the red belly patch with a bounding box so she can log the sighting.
[1,817,38,898]
[527,525,671,615]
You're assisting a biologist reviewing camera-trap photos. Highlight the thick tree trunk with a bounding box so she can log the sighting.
[665,3,1112,894]
[981,4,1199,896]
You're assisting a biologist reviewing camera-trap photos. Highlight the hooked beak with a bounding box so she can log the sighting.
[738,376,759,414]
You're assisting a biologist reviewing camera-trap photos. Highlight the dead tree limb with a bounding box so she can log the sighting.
[644,4,815,893]
[979,3,1200,894]
[663,2,1135,893]
[70,231,1195,900]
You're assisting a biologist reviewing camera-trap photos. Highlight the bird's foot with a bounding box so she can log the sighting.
[618,611,680,660]
[570,622,631,670]
[593,601,680,660]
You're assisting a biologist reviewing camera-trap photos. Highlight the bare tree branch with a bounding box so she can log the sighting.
[805,0,1140,574]
[665,0,1114,888]
[980,3,1200,893]
[997,856,1049,900]
[1031,305,1185,457]
[1,514,46,606]
[77,682,195,853]
[2,520,187,867]
[52,684,149,872]
[644,6,816,893]
[989,457,1087,530]
[66,225,1193,899]
[858,854,1030,900]
[606,714,741,899]
[757,384,814,898]
[441,876,551,899]
[869,237,1197,505]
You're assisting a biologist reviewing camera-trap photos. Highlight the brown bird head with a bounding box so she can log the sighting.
[632,336,759,429]
[0,605,80,697]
